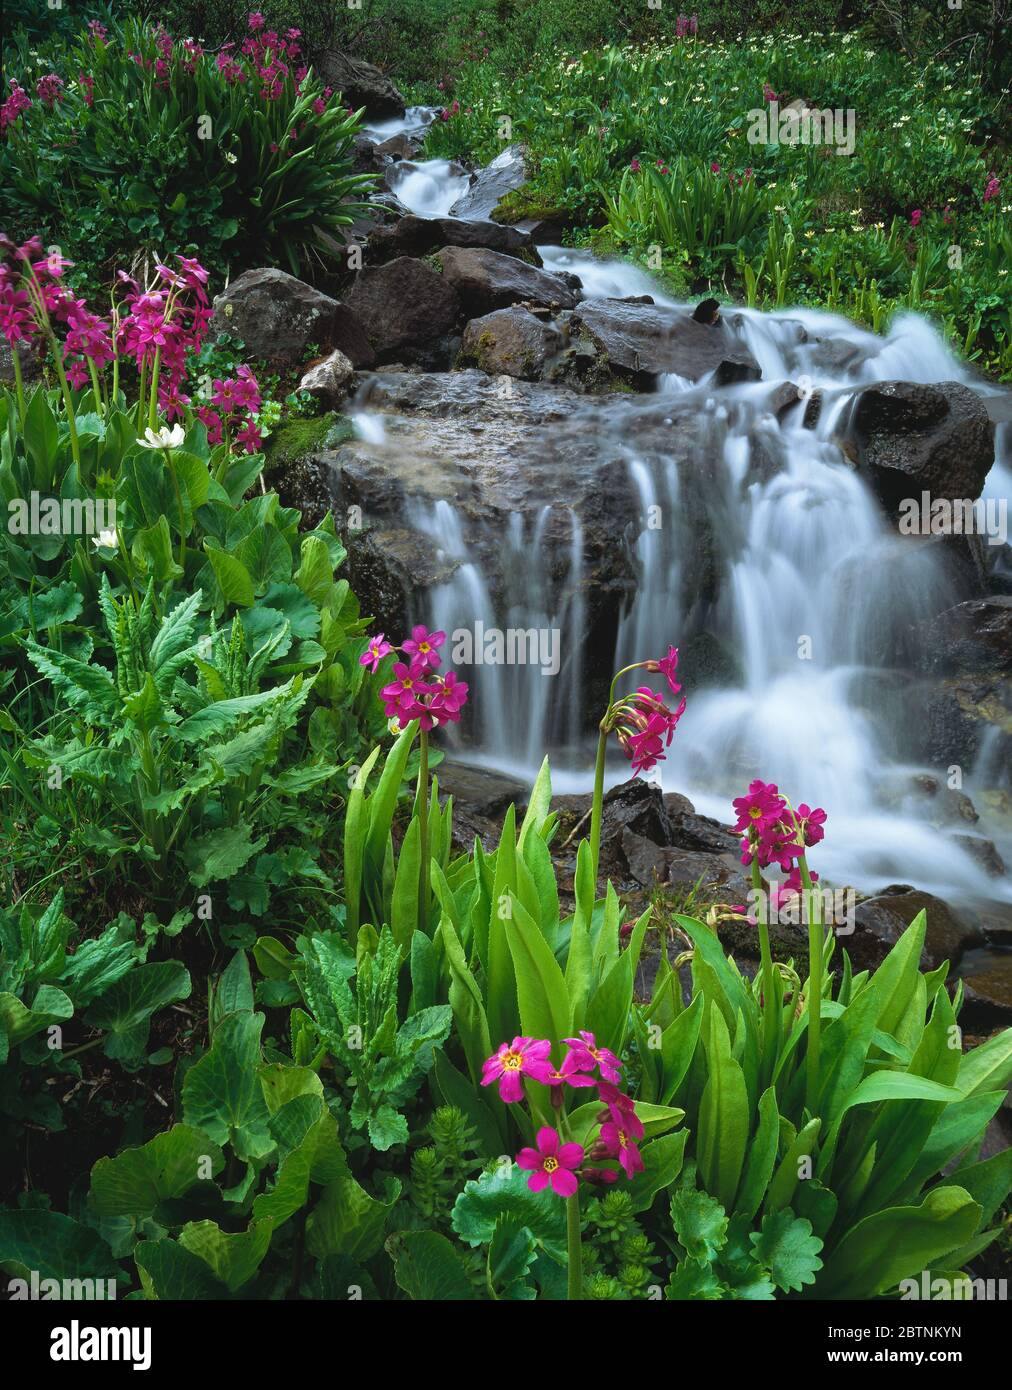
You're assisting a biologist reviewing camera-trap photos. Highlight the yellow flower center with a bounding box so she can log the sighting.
[502,1052,523,1070]
[543,1157,559,1174]
[618,1130,628,1147]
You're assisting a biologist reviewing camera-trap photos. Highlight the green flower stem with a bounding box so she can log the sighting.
[567,1187,583,1301]
[589,723,608,885]
[417,727,430,930]
[590,661,651,882]
[798,852,823,1110]
[11,346,25,420]
[751,856,779,1084]
[147,346,162,431]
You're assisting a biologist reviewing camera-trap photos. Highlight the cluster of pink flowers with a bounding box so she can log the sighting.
[196,365,263,451]
[0,80,32,135]
[361,626,469,731]
[88,20,109,43]
[235,14,319,105]
[36,74,64,109]
[732,779,826,872]
[439,99,461,121]
[675,13,699,38]
[910,208,923,229]
[984,172,1000,204]
[113,257,212,411]
[78,73,95,108]
[601,645,686,776]
[482,1032,644,1196]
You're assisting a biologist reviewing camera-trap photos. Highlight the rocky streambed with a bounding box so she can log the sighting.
[210,65,1012,1026]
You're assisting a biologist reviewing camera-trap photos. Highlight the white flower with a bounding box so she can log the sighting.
[92,526,118,550]
[138,424,185,451]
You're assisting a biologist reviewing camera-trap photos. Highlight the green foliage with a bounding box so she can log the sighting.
[640,911,1012,1298]
[0,890,190,1129]
[290,926,452,1151]
[0,15,375,290]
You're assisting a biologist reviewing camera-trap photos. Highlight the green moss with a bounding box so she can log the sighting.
[264,412,350,469]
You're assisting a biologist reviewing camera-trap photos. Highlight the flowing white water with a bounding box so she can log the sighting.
[349,153,1011,901]
[387,159,472,218]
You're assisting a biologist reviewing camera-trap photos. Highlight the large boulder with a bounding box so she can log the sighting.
[460,307,562,380]
[437,246,578,316]
[367,215,539,265]
[449,144,528,220]
[850,888,982,972]
[569,298,761,385]
[314,51,405,118]
[850,381,994,515]
[209,268,374,369]
[345,257,461,358]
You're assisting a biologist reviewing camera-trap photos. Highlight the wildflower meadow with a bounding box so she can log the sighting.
[0,0,1010,1360]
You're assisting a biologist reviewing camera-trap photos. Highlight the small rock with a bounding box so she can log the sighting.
[570,298,761,385]
[438,246,578,317]
[315,51,405,118]
[449,144,528,220]
[298,350,355,409]
[346,257,461,357]
[367,214,539,265]
[950,834,1007,877]
[209,268,365,371]
[460,307,562,380]
[851,380,995,517]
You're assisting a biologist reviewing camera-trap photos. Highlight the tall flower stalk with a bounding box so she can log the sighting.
[363,625,468,928]
[590,646,686,882]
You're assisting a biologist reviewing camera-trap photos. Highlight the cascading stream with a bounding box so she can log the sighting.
[348,147,1011,903]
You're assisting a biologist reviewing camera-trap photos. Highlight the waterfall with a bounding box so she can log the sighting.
[344,149,1010,898]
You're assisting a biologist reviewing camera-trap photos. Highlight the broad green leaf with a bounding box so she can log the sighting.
[388,1229,474,1300]
[90,1125,223,1217]
[182,1011,274,1161]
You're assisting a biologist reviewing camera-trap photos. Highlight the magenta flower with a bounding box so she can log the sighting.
[401,624,445,671]
[248,11,266,30]
[36,74,64,109]
[763,83,778,103]
[360,633,393,672]
[630,158,641,172]
[428,669,468,723]
[481,1037,552,1102]
[543,1051,598,1090]
[619,687,686,775]
[910,208,923,228]
[984,173,1000,204]
[563,1030,623,1084]
[732,779,786,838]
[597,1081,645,1138]
[235,418,263,454]
[599,1120,644,1179]
[380,660,432,718]
[649,645,682,697]
[794,802,827,848]
[517,1126,583,1196]
[711,161,721,173]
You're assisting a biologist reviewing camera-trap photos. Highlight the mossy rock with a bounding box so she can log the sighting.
[264,412,353,470]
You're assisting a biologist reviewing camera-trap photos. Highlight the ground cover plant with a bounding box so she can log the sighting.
[1,0,1011,1317]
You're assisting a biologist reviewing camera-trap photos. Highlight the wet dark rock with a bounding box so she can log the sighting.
[621,832,750,901]
[850,889,982,972]
[449,144,528,220]
[209,268,374,370]
[918,596,1012,678]
[437,246,579,316]
[316,51,405,118]
[909,774,980,825]
[435,761,530,850]
[950,834,1007,877]
[569,298,761,385]
[810,336,868,375]
[851,381,995,516]
[665,811,740,855]
[959,950,1012,1029]
[908,674,1012,773]
[460,307,562,380]
[0,339,41,386]
[345,257,461,358]
[367,215,538,265]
